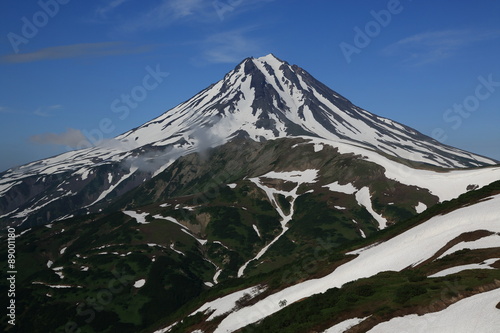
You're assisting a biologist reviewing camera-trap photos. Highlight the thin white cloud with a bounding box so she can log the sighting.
[115,0,275,32]
[201,28,263,64]
[0,105,63,116]
[30,128,89,148]
[169,0,205,18]
[96,0,131,18]
[119,0,208,32]
[383,29,500,66]
[0,42,154,64]
[33,105,63,117]
[33,108,51,117]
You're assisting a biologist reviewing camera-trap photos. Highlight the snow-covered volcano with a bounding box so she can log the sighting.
[0,54,498,227]
[116,53,496,168]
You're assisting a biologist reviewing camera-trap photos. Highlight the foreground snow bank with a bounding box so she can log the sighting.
[369,288,500,332]
[190,285,267,321]
[322,316,369,333]
[213,194,500,332]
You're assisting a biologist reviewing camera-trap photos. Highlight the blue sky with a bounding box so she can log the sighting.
[1,0,500,172]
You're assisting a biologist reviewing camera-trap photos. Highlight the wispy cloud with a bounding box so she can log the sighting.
[118,0,209,32]
[96,0,131,18]
[169,0,206,18]
[30,128,89,148]
[0,106,14,114]
[0,105,63,116]
[0,42,154,64]
[113,0,275,32]
[383,29,500,66]
[200,28,264,64]
[33,105,63,117]
[33,109,51,117]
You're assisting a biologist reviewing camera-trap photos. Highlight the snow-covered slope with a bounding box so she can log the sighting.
[187,192,500,333]
[114,53,497,168]
[1,54,498,227]
[368,288,500,333]
[321,288,500,332]
[304,136,500,202]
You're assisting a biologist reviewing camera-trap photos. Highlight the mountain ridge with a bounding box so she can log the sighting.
[1,54,498,228]
[1,54,499,332]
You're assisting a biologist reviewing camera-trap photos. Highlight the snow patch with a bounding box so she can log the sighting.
[415,202,427,214]
[355,187,387,229]
[123,210,149,224]
[237,171,317,277]
[133,279,146,288]
[253,224,261,238]
[369,288,500,332]
[16,228,31,237]
[191,285,267,321]
[428,258,499,278]
[180,228,208,245]
[352,220,366,239]
[313,143,324,152]
[260,169,318,184]
[170,243,186,256]
[152,321,178,333]
[213,269,222,284]
[0,180,22,196]
[53,269,64,279]
[322,316,369,333]
[32,281,82,289]
[88,166,138,206]
[437,233,500,259]
[154,215,207,244]
[324,181,357,195]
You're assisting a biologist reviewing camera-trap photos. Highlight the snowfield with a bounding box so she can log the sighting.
[437,233,500,259]
[368,288,500,333]
[322,317,370,333]
[123,210,149,224]
[305,136,500,202]
[323,181,357,194]
[212,194,500,332]
[415,202,427,213]
[190,285,267,321]
[238,170,318,277]
[428,258,499,278]
[355,187,387,229]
